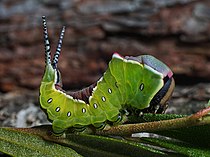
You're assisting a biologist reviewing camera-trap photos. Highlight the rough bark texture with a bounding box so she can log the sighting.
[0,0,210,92]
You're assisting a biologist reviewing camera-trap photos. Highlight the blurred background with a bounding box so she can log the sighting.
[0,0,210,128]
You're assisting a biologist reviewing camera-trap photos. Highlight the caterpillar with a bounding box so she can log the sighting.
[39,16,175,135]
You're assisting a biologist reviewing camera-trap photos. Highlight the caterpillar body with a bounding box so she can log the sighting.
[39,16,175,135]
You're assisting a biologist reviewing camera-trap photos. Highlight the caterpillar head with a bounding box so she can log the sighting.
[42,16,65,87]
[125,55,175,113]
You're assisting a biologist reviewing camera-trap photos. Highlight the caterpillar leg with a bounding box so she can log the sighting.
[112,113,128,125]
[73,125,87,132]
[73,124,93,134]
[91,113,124,130]
[51,120,68,137]
[93,122,106,130]
[46,128,66,138]
[51,125,66,137]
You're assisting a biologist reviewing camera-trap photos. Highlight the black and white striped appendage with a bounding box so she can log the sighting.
[53,26,65,67]
[42,16,51,65]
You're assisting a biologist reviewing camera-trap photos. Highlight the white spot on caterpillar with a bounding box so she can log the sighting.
[55,107,60,112]
[108,88,112,94]
[93,103,98,109]
[67,111,71,117]
[47,98,53,103]
[101,96,106,102]
[82,108,86,113]
[140,83,144,91]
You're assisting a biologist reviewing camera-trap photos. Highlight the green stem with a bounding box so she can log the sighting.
[96,106,210,136]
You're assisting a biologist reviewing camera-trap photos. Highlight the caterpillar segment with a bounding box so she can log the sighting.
[39,17,175,135]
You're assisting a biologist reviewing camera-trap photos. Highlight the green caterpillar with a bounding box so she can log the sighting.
[39,16,175,135]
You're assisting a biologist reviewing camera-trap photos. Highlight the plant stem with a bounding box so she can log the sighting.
[96,107,210,136]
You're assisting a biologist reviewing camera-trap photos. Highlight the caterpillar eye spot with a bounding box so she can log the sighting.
[93,103,98,109]
[108,88,112,94]
[101,96,106,102]
[82,108,86,113]
[55,107,60,112]
[139,83,144,91]
[67,111,71,117]
[47,98,53,103]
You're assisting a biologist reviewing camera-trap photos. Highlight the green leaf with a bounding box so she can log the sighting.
[142,137,210,157]
[151,124,210,148]
[0,127,81,157]
[0,126,175,157]
[54,133,167,157]
[1,107,210,157]
[4,126,169,157]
